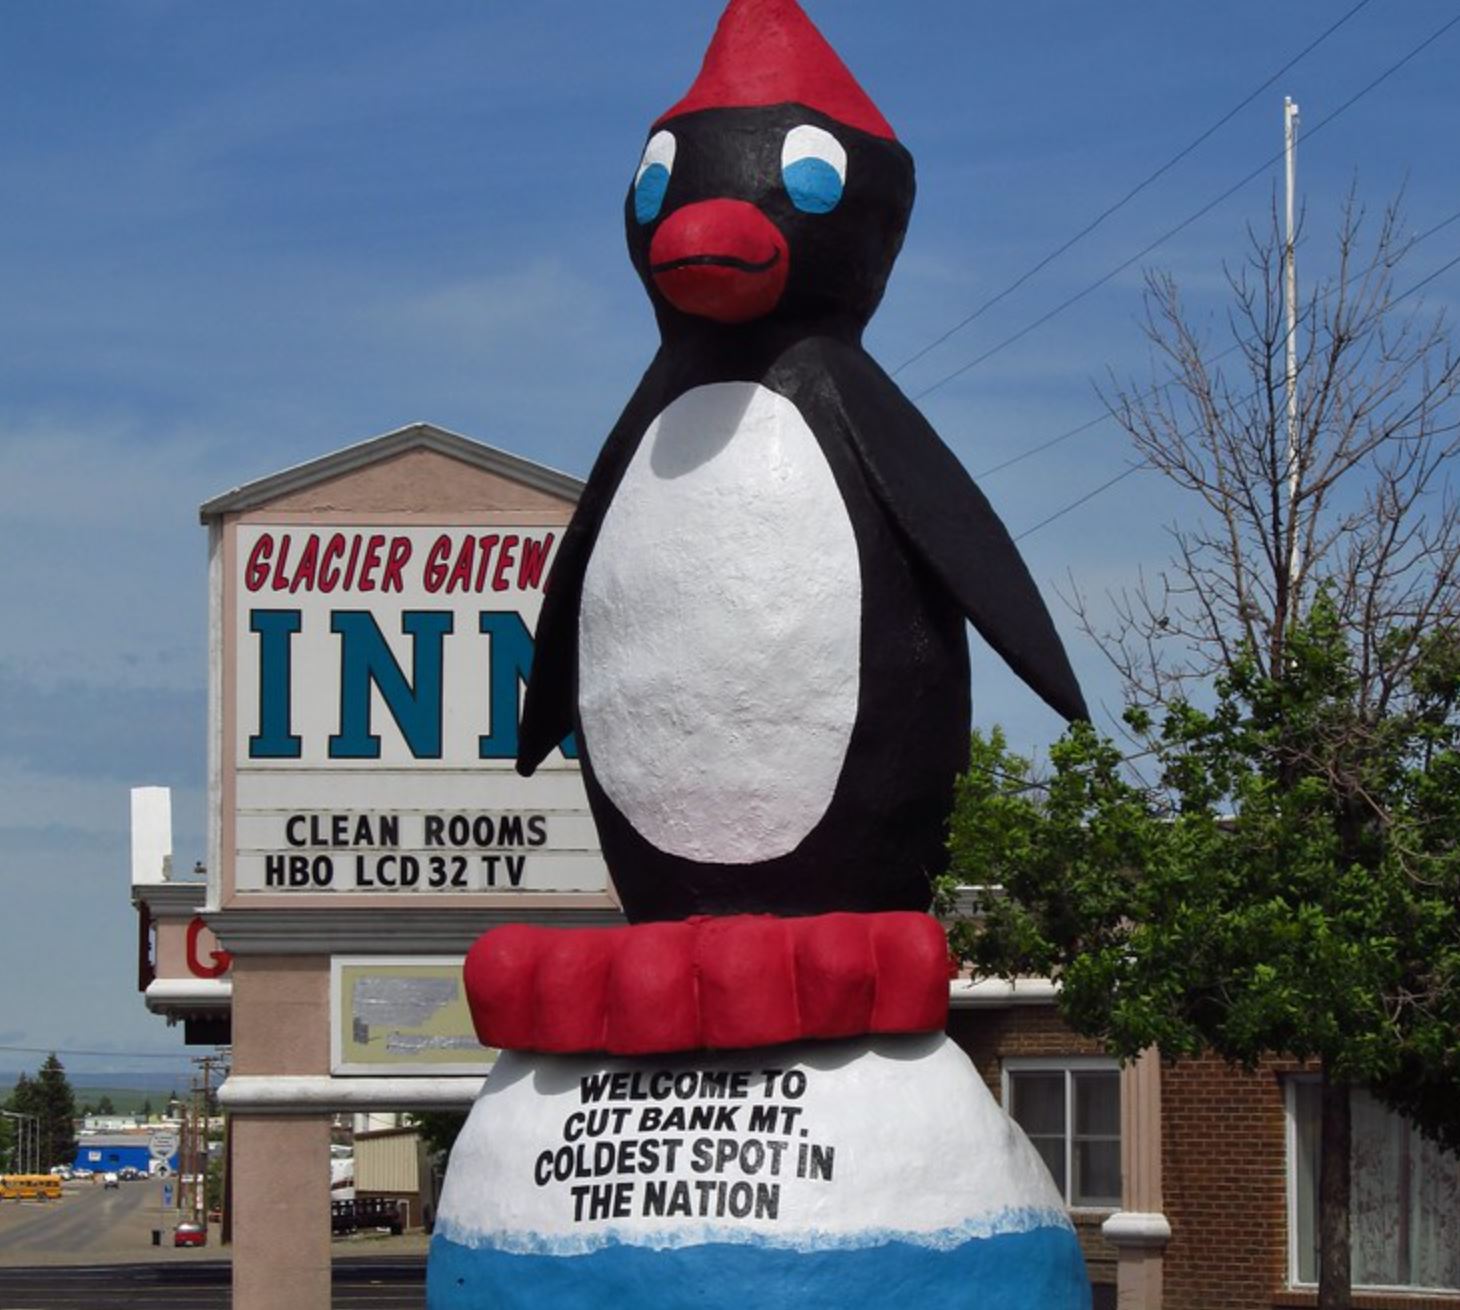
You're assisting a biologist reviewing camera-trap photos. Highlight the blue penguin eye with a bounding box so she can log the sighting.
[781,124,847,214]
[635,165,670,225]
[783,158,843,214]
[633,130,676,225]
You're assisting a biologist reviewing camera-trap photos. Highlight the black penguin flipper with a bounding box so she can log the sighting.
[516,523,586,776]
[828,349,1089,722]
[517,360,670,776]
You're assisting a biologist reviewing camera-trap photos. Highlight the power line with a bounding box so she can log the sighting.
[1009,238,1460,541]
[910,10,1460,405]
[1409,207,1460,250]
[0,1043,198,1064]
[893,0,1377,378]
[976,411,1111,480]
[974,206,1460,482]
[1394,247,1460,302]
[1015,461,1149,541]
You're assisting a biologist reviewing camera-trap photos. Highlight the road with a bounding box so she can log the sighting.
[0,1178,196,1263]
[0,1259,426,1308]
[0,1180,427,1306]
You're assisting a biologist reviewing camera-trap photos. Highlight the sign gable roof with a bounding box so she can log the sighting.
[199,422,582,522]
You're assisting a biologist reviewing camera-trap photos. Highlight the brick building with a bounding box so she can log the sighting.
[950,983,1460,1309]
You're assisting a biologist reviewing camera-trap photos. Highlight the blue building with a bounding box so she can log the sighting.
[74,1134,179,1175]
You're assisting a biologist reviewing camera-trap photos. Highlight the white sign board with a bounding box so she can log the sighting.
[232,524,607,897]
[150,1130,179,1160]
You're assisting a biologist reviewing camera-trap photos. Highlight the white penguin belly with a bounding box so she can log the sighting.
[578,381,862,864]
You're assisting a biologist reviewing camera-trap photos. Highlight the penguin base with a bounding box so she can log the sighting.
[428,1034,1091,1309]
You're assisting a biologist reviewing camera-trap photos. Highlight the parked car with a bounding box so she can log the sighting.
[102,1172,120,1189]
[48,1165,72,1180]
[174,1221,207,1248]
[71,1168,92,1180]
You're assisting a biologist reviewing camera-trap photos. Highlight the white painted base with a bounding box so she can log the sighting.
[429,1034,1092,1309]
[437,1033,1068,1253]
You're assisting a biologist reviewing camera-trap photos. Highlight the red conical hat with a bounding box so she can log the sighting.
[656,0,896,141]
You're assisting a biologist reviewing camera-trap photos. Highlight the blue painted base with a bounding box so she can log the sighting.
[427,1224,1092,1310]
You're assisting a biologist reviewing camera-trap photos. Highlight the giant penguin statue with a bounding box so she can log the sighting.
[515,0,1085,925]
[429,4,1093,1307]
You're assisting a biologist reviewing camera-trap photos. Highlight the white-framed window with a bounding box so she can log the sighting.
[1003,1057,1122,1209]
[1287,1078,1460,1292]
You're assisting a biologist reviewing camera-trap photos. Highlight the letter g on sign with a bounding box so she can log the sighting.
[186,916,232,979]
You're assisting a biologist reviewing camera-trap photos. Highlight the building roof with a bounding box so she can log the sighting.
[198,422,583,522]
[75,1133,159,1149]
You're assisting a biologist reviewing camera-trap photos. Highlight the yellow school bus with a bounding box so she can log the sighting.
[0,1174,62,1200]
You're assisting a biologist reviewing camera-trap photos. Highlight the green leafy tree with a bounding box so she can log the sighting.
[2,1059,77,1172]
[94,1095,115,1116]
[33,1055,77,1170]
[950,198,1460,1310]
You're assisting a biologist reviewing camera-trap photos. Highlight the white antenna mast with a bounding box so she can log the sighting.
[1284,95,1302,606]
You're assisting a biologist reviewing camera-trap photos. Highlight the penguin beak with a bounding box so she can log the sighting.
[649,199,790,324]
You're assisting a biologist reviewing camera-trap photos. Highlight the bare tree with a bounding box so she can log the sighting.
[1069,195,1460,1310]
[1085,194,1460,722]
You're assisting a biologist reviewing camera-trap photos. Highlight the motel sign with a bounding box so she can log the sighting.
[207,426,609,903]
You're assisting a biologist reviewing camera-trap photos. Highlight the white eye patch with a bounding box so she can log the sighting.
[633,130,677,225]
[635,129,677,187]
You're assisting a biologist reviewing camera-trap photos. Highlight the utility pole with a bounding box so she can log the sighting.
[198,1054,214,1226]
[192,1071,204,1224]
[176,1090,185,1214]
[191,1051,227,1227]
[181,1079,196,1220]
[1283,95,1302,600]
[178,1095,186,1214]
[176,1092,184,1213]
[2,1112,37,1174]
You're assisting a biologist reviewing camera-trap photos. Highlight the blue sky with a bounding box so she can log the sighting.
[1,0,1456,1073]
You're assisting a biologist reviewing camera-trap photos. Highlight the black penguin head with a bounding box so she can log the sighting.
[625,0,914,338]
[626,106,913,337]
